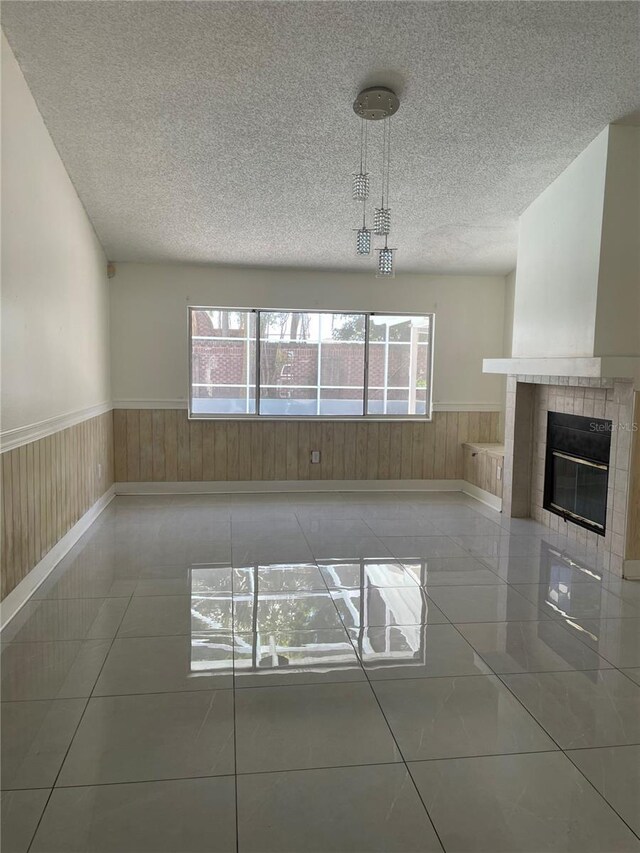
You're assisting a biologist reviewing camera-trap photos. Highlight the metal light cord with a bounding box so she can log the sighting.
[385,117,391,209]
[381,118,387,207]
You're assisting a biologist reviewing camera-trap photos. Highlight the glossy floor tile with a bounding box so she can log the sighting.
[489,554,604,586]
[234,628,365,687]
[134,564,233,597]
[549,616,640,668]
[232,563,326,592]
[33,565,137,600]
[624,667,640,685]
[458,620,613,673]
[430,515,504,536]
[237,764,443,852]
[30,777,237,853]
[3,492,639,852]
[410,752,640,852]
[57,690,235,785]
[234,681,401,773]
[309,534,393,560]
[451,533,546,559]
[362,517,443,537]
[512,582,640,620]
[233,590,344,632]
[231,536,314,565]
[404,556,504,587]
[118,593,233,637]
[318,559,420,589]
[1,789,50,853]
[381,535,471,560]
[1,598,129,643]
[0,639,111,700]
[94,634,234,694]
[374,674,556,760]
[330,585,448,628]
[1,698,85,789]
[426,584,547,623]
[502,668,640,749]
[348,623,492,680]
[567,744,640,836]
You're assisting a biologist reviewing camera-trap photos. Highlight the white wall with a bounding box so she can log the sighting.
[503,269,516,359]
[595,125,640,357]
[110,263,507,410]
[512,127,609,359]
[1,34,110,435]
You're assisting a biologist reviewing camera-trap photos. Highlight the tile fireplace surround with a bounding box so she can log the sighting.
[503,376,640,578]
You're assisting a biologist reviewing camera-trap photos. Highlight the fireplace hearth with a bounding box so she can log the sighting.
[543,412,611,535]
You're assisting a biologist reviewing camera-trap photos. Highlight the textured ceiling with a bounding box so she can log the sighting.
[2,1,639,274]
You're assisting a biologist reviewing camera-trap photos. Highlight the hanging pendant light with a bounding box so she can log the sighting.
[374,207,391,236]
[352,118,370,201]
[374,117,391,236]
[351,86,400,273]
[377,241,396,277]
[353,117,372,255]
[355,224,372,256]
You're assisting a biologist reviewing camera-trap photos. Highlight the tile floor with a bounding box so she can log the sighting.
[2,490,640,852]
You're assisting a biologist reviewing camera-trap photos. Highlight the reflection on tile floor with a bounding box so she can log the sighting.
[2,491,640,851]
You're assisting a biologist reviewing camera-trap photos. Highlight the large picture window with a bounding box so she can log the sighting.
[189,308,433,419]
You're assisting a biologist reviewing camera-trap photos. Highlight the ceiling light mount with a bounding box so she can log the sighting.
[353,86,399,121]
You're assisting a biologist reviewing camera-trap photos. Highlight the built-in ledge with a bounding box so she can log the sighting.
[483,356,640,387]
[462,441,505,459]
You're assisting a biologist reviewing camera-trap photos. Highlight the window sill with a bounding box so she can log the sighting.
[187,414,433,423]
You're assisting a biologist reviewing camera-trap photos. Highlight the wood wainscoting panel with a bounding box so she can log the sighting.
[113,410,501,484]
[1,411,114,600]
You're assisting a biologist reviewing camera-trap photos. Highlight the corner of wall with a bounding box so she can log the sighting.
[594,125,640,358]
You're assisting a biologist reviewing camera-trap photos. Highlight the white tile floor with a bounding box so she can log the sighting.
[2,491,640,852]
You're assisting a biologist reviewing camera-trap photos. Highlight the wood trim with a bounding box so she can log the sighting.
[0,411,114,600]
[113,410,501,484]
[0,402,112,452]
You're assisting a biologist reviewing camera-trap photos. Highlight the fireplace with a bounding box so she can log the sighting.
[543,412,611,535]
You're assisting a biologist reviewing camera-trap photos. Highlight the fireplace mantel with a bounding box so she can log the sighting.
[483,357,640,388]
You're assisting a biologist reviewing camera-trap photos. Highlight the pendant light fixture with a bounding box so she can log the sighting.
[351,86,399,274]
[352,119,370,202]
[377,244,396,277]
[353,118,372,255]
[374,117,391,236]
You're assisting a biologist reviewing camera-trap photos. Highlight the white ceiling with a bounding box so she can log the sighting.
[2,1,639,274]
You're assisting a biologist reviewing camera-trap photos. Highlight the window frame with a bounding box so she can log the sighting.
[188,307,434,422]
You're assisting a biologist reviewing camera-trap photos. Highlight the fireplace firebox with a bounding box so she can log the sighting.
[543,412,611,535]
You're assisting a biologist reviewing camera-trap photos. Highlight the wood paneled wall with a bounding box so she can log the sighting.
[1,412,114,600]
[113,409,500,483]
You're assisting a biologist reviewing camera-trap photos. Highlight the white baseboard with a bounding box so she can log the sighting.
[460,481,503,511]
[115,478,502,510]
[115,479,465,495]
[623,560,640,581]
[0,486,116,630]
